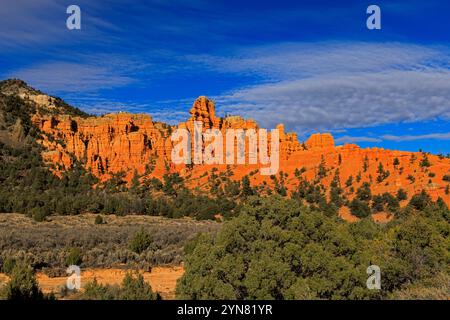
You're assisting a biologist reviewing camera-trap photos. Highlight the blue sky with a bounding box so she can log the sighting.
[1,0,449,153]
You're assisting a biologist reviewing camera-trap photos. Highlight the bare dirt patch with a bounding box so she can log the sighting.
[372,212,394,223]
[338,206,359,222]
[1,266,184,300]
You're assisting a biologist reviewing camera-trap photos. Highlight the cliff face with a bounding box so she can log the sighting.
[25,94,450,208]
[33,97,305,177]
[33,113,173,178]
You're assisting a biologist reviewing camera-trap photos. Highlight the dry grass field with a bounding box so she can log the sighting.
[0,213,219,298]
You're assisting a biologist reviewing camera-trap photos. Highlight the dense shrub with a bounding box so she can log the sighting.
[349,198,371,218]
[66,247,83,266]
[30,206,50,222]
[390,273,450,299]
[372,193,399,213]
[82,272,160,300]
[356,182,372,201]
[409,190,432,210]
[129,229,153,254]
[120,272,160,300]
[0,257,16,275]
[396,188,408,201]
[95,215,104,225]
[177,195,449,300]
[0,264,51,300]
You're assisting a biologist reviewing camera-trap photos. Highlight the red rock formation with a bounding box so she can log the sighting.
[186,96,221,130]
[33,113,173,180]
[32,96,450,210]
[305,133,334,150]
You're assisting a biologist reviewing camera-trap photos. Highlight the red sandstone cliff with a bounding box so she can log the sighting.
[22,93,450,210]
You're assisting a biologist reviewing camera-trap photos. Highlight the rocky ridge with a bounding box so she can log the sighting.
[2,79,450,212]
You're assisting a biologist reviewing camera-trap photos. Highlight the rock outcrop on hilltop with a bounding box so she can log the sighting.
[305,133,335,150]
[2,79,450,211]
[188,96,220,129]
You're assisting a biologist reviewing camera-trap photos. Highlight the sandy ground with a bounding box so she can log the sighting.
[0,266,184,300]
[338,206,359,222]
[0,273,8,290]
[338,206,394,223]
[372,212,393,223]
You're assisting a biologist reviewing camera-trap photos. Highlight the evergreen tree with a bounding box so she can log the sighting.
[396,188,408,201]
[363,156,369,172]
[393,158,400,167]
[241,175,254,197]
[356,182,372,201]
[1,265,46,300]
[130,169,140,194]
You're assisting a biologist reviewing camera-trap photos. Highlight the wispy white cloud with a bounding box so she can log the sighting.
[0,0,119,49]
[335,131,450,145]
[8,60,133,93]
[335,135,382,144]
[6,53,153,93]
[189,42,450,80]
[197,42,450,133]
[215,70,450,133]
[381,132,450,142]
[0,0,63,48]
